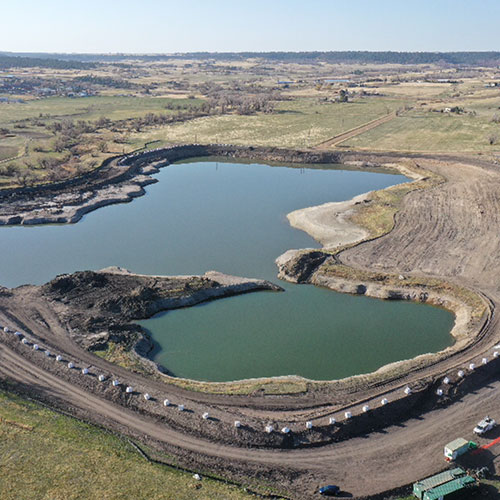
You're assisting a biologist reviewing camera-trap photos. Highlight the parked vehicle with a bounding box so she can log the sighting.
[421,475,477,500]
[413,468,467,499]
[473,416,496,435]
[443,438,477,461]
[318,484,340,496]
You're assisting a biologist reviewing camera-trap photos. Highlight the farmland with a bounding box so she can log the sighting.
[1,55,500,189]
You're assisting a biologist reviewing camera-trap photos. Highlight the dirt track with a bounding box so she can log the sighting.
[315,112,397,149]
[1,147,500,498]
[1,338,499,499]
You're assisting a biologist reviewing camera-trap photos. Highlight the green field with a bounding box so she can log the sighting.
[0,95,207,187]
[0,389,267,500]
[0,95,203,124]
[0,145,19,161]
[342,99,500,152]
[1,87,499,190]
[133,97,402,149]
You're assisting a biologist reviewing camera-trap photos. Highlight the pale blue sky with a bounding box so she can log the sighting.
[1,0,499,54]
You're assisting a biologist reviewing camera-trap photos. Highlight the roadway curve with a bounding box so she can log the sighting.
[1,340,499,499]
[1,149,500,498]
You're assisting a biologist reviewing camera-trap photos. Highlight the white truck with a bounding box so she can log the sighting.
[473,416,496,435]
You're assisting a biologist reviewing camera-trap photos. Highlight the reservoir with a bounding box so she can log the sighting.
[0,158,454,381]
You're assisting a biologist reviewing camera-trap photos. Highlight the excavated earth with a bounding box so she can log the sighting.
[0,145,500,499]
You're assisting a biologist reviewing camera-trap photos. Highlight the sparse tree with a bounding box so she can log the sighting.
[338,89,349,102]
[95,116,111,129]
[0,162,20,177]
[54,135,69,152]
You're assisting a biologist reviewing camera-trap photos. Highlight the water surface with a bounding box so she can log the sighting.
[0,158,454,381]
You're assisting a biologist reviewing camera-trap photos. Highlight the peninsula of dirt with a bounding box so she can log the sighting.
[287,193,370,249]
[35,267,282,360]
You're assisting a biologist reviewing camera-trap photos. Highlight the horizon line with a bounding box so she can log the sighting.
[3,50,500,56]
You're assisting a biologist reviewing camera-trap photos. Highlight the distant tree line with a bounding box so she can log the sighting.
[180,51,500,66]
[0,54,96,70]
[72,75,136,89]
[4,51,500,66]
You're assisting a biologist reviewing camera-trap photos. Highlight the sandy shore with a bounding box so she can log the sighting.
[287,192,370,249]
[285,160,423,250]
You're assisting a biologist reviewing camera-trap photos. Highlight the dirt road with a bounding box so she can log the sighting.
[1,340,499,499]
[315,112,397,149]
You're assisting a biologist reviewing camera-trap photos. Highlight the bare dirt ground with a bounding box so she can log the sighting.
[1,147,500,498]
[341,156,500,293]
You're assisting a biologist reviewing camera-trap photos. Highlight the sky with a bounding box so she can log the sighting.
[1,0,499,54]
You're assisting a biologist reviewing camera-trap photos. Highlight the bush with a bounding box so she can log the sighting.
[0,162,21,177]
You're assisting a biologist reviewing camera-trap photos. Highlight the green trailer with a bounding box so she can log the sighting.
[422,475,477,500]
[413,468,467,499]
[443,438,477,461]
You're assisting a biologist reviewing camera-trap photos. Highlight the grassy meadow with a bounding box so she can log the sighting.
[2,61,500,189]
[0,388,274,500]
[342,106,500,152]
[133,97,401,149]
[0,95,204,124]
[0,94,204,186]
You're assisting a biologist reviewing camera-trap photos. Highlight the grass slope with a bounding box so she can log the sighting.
[0,96,203,124]
[342,106,500,152]
[0,389,263,500]
[134,97,401,149]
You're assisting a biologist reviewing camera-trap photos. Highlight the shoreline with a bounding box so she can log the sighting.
[276,156,492,389]
[1,144,500,498]
[0,144,425,227]
[286,192,370,249]
[0,144,495,394]
[1,266,496,445]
